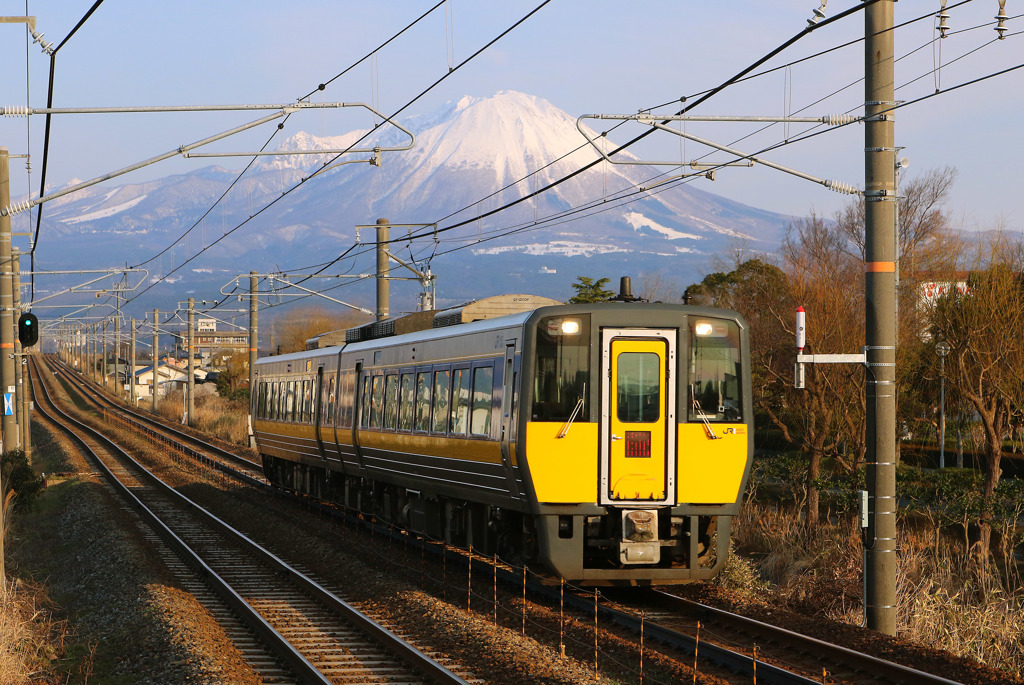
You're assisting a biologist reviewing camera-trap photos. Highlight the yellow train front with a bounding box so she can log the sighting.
[252,297,752,586]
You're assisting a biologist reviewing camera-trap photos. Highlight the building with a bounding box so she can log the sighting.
[133,361,189,399]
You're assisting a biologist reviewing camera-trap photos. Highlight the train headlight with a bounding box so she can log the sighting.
[694,321,714,336]
[560,319,581,335]
[544,318,581,335]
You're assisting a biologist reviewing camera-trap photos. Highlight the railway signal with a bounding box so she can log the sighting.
[18,312,38,347]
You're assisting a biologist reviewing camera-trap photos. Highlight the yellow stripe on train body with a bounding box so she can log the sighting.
[525,422,599,503]
[677,423,748,504]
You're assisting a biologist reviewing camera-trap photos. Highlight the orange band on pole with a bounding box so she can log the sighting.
[0,343,12,349]
[865,261,896,273]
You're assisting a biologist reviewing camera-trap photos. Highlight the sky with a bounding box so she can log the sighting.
[0,0,1022,257]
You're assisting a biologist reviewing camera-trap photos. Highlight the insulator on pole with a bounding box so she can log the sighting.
[822,114,858,126]
[1,106,30,117]
[0,199,35,216]
[824,179,860,195]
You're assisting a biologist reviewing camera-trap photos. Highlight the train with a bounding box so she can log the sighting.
[250,286,753,586]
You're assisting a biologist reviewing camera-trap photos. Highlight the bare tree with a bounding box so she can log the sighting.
[929,232,1024,563]
[274,307,369,354]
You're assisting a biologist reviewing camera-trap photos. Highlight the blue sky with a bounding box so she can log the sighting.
[1,0,1021,244]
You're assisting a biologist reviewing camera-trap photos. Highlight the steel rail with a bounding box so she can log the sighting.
[33,355,470,685]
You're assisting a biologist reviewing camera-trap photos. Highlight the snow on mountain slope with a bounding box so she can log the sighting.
[28,90,793,308]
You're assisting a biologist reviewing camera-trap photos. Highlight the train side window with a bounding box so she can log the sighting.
[432,369,451,433]
[415,372,431,431]
[451,368,471,435]
[310,378,318,424]
[370,376,385,428]
[338,371,355,429]
[360,376,371,428]
[286,381,296,421]
[325,376,336,426]
[271,382,279,420]
[471,366,494,436]
[302,380,312,422]
[279,381,287,420]
[399,373,415,431]
[257,382,266,418]
[384,374,399,429]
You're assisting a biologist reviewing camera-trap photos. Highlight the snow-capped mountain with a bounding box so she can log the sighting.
[19,91,792,313]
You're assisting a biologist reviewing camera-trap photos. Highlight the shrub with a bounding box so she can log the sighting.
[1,450,43,511]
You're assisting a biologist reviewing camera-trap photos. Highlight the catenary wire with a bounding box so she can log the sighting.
[122,0,556,307]
[29,0,107,302]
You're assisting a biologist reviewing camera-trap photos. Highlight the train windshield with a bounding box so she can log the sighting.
[688,318,742,422]
[532,314,591,422]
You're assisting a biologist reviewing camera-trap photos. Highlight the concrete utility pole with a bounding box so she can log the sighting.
[12,248,22,451]
[864,0,898,636]
[249,271,258,445]
[376,218,390,322]
[101,320,107,389]
[187,298,195,426]
[0,148,16,454]
[13,248,28,460]
[152,309,159,414]
[130,319,136,406]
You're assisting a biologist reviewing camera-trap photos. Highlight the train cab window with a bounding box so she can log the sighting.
[383,374,399,429]
[532,315,591,422]
[415,372,431,431]
[399,373,415,431]
[688,318,743,422]
[451,368,470,435]
[432,369,451,433]
[471,366,494,436]
[370,376,385,428]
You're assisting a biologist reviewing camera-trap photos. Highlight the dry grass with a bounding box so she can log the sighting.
[730,503,1024,678]
[155,388,249,445]
[0,579,67,683]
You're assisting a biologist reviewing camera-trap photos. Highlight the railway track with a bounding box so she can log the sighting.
[32,355,473,685]
[45,355,968,685]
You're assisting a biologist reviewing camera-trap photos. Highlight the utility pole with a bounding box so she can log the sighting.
[187,298,195,426]
[89,325,95,382]
[864,0,898,636]
[0,148,16,454]
[13,248,28,460]
[249,271,258,447]
[376,218,390,322]
[12,248,22,450]
[152,309,159,413]
[130,318,136,406]
[114,288,121,399]
[101,320,107,390]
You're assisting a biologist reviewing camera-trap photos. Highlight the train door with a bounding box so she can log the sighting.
[498,342,522,499]
[599,329,676,506]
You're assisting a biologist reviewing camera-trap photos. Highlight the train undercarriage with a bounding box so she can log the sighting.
[263,454,729,585]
